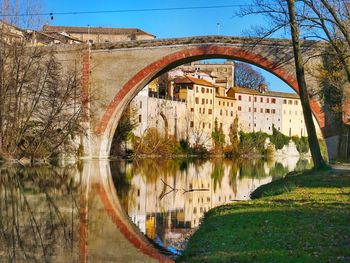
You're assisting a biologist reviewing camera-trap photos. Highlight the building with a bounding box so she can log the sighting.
[173,75,237,147]
[227,85,319,137]
[42,25,156,43]
[178,61,234,90]
[130,86,188,140]
[0,21,25,44]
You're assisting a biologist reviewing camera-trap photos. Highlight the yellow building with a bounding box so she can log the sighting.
[174,75,236,147]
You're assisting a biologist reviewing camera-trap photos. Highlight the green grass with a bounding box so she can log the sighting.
[178,169,350,263]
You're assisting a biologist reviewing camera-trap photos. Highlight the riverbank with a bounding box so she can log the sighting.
[178,168,350,263]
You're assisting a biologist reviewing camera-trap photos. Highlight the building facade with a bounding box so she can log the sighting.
[228,86,320,137]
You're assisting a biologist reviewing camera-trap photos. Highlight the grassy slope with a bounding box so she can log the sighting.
[178,170,350,263]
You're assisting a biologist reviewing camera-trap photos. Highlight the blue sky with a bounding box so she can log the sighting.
[43,0,293,93]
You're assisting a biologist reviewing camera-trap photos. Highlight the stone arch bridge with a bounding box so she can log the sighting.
[54,36,340,159]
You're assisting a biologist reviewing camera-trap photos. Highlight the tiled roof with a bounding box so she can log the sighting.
[42,25,155,37]
[174,76,217,87]
[229,87,300,99]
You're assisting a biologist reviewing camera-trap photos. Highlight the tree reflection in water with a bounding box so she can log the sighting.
[0,164,80,262]
[111,157,312,255]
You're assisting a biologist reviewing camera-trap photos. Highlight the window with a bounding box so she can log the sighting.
[265,109,270,113]
[206,99,208,104]
[260,108,263,113]
[294,100,298,105]
[267,98,270,103]
[249,107,251,112]
[139,101,142,109]
[220,123,223,129]
[219,101,221,106]
[288,100,293,104]
[202,87,205,93]
[238,106,242,111]
[249,96,251,102]
[199,108,201,114]
[196,87,198,92]
[254,97,257,102]
[206,88,209,93]
[138,115,142,123]
[210,99,212,104]
[209,123,211,129]
[271,98,276,104]
[190,121,194,128]
[208,109,212,114]
[283,99,287,104]
[190,108,194,112]
[226,110,228,116]
[220,109,223,115]
[231,111,233,116]
[195,97,199,104]
[238,95,242,100]
[223,101,225,106]
[254,108,257,113]
[260,97,263,103]
[203,123,205,128]
[202,98,205,104]
[210,89,212,94]
[203,108,206,114]
[272,109,276,114]
[231,102,233,107]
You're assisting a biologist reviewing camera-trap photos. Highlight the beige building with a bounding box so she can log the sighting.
[42,25,155,43]
[178,61,234,90]
[0,21,25,44]
[174,76,216,147]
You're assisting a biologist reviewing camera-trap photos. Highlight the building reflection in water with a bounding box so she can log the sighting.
[0,157,311,261]
[111,157,312,254]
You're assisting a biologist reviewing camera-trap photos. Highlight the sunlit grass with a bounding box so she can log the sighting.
[178,170,350,263]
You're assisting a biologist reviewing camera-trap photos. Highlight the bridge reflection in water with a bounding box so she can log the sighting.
[0,158,311,262]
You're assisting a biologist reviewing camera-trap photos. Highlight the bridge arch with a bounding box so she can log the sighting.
[93,45,324,157]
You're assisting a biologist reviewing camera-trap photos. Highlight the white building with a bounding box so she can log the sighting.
[131,86,188,140]
[227,86,320,137]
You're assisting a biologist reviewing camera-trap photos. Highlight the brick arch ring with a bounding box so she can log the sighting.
[95,45,325,137]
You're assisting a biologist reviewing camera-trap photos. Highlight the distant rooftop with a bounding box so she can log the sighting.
[230,87,300,99]
[174,75,217,87]
[42,25,156,37]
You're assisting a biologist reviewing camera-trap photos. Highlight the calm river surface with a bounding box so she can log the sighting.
[0,157,311,262]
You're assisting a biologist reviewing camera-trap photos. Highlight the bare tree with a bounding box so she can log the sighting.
[239,0,327,168]
[0,32,83,161]
[287,0,327,168]
[234,62,267,89]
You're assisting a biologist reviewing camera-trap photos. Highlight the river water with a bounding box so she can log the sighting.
[0,157,311,262]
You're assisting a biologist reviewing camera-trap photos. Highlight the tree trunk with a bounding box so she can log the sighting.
[287,0,327,169]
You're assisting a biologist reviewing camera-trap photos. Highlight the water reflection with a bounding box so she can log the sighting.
[0,157,311,262]
[0,164,81,262]
[112,157,312,255]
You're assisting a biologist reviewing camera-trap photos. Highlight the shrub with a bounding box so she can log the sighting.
[292,136,309,154]
[270,125,290,150]
[239,131,269,155]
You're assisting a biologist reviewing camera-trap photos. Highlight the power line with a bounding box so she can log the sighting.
[0,4,253,17]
